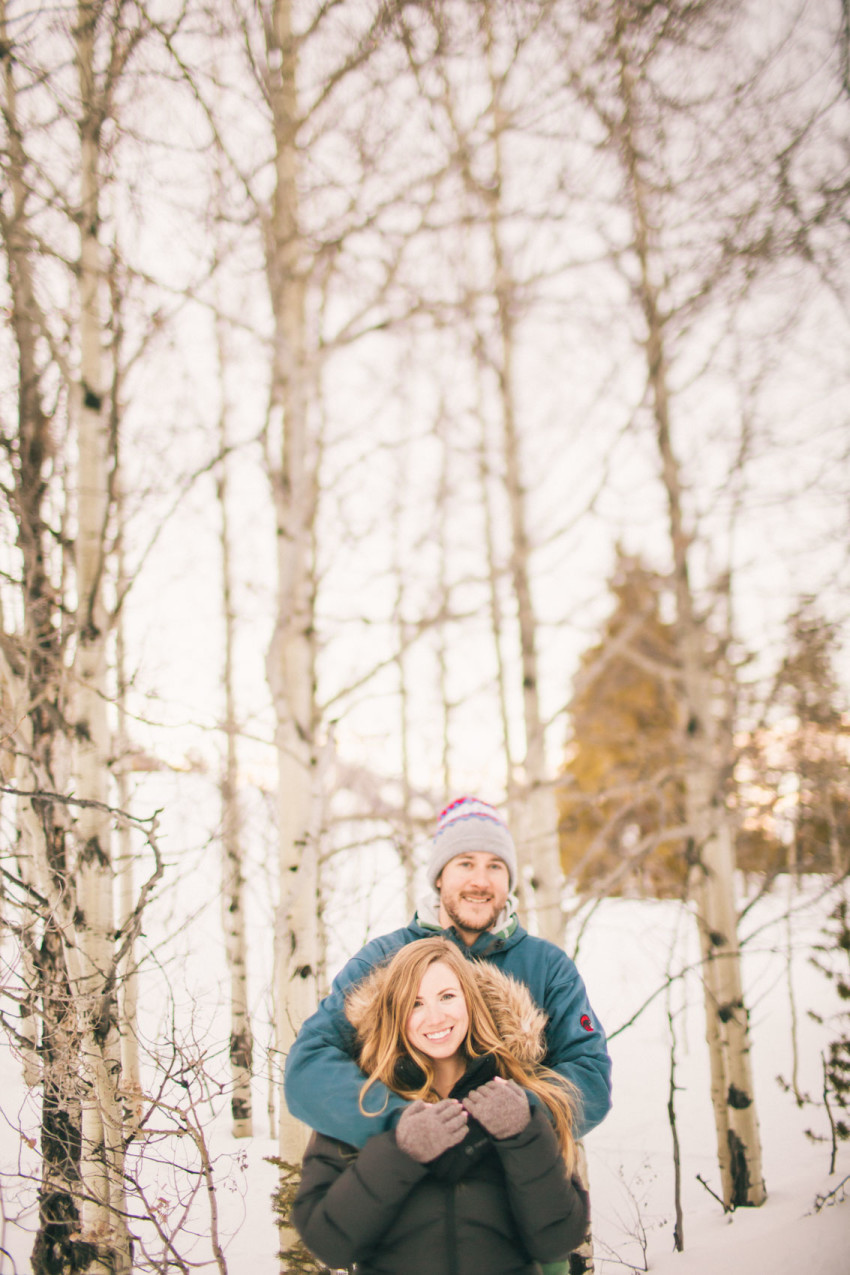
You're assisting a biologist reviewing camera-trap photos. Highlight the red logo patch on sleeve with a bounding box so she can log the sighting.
[580,1014,594,1032]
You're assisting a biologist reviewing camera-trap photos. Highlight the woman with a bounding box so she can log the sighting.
[292,937,589,1275]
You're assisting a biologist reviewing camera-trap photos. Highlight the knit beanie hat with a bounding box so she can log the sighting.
[428,797,517,891]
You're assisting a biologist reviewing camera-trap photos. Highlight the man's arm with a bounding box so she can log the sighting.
[540,952,612,1138]
[283,943,409,1149]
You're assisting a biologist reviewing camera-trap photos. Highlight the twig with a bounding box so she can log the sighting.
[667,1005,685,1251]
[609,958,704,1040]
[0,783,158,830]
[822,1052,839,1176]
[814,1173,850,1212]
[696,1173,733,1214]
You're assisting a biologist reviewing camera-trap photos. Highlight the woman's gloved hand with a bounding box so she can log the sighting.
[395,1098,469,1163]
[462,1077,530,1139]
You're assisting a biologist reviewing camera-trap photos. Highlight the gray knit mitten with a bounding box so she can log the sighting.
[395,1099,469,1163]
[462,1077,530,1139]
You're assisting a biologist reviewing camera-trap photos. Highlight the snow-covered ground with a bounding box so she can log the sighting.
[1,885,847,1273]
[579,890,849,1273]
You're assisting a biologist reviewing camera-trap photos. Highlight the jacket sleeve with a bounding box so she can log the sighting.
[493,1108,590,1262]
[283,945,410,1149]
[540,949,612,1137]
[292,1131,428,1269]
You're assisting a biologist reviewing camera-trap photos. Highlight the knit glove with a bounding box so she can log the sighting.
[395,1099,469,1164]
[462,1077,530,1140]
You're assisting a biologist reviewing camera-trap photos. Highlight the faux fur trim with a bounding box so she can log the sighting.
[344,950,548,1066]
[474,961,547,1065]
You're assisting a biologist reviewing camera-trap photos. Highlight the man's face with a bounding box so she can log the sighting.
[437,851,511,944]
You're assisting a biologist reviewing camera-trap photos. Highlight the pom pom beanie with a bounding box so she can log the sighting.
[427,797,517,891]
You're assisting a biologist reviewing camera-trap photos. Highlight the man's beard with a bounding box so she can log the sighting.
[441,890,503,935]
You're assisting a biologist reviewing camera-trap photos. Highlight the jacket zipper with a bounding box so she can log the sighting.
[447,1183,459,1275]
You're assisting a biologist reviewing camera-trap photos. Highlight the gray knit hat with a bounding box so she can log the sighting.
[428,797,517,891]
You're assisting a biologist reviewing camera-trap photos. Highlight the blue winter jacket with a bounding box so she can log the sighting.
[283,916,612,1147]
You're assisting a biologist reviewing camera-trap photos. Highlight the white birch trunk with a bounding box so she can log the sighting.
[681,672,766,1207]
[115,511,141,1128]
[392,463,418,920]
[0,17,90,1260]
[616,44,766,1205]
[216,334,254,1138]
[476,378,515,796]
[480,15,563,947]
[434,405,454,800]
[480,21,595,1266]
[11,720,43,1086]
[71,6,129,1266]
[0,0,60,1094]
[264,0,319,1175]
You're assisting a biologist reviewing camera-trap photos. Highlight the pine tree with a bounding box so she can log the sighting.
[735,603,850,880]
[777,606,850,878]
[558,553,687,898]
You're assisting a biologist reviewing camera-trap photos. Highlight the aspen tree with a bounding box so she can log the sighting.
[71,5,132,1264]
[215,309,254,1138]
[391,441,420,920]
[555,0,847,1207]
[257,0,320,1172]
[395,17,598,1265]
[476,386,516,816]
[1,3,161,1264]
[2,4,91,1267]
[434,400,455,801]
[218,0,416,1178]
[409,0,565,941]
[477,4,564,945]
[603,8,766,1209]
[0,0,72,1123]
[114,461,142,1127]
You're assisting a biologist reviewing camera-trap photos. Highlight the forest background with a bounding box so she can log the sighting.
[0,1,848,1273]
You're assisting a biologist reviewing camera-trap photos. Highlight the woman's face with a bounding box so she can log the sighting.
[406,960,470,1061]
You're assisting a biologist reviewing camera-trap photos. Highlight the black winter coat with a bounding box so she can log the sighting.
[292,1061,589,1275]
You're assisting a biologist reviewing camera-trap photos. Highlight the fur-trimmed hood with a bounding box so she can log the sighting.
[344,951,548,1067]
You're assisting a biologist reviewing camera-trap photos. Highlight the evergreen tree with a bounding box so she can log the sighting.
[777,605,850,878]
[558,553,688,897]
[562,581,849,897]
[736,603,850,879]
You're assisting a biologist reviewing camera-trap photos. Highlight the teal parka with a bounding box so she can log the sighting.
[284,914,612,1146]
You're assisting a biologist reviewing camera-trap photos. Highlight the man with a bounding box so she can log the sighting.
[284,796,612,1146]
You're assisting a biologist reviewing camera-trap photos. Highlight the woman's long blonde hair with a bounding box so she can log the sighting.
[346,937,577,1166]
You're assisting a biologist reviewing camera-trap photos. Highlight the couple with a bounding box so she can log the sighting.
[285,797,612,1275]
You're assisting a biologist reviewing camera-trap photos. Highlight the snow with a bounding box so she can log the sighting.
[648,1185,849,1275]
[580,890,850,1273]
[1,885,848,1273]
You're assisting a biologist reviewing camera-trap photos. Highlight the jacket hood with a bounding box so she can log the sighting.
[344,950,548,1067]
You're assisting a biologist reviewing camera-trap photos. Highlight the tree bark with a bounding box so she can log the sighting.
[392,448,419,920]
[615,41,766,1209]
[480,13,563,946]
[70,5,130,1266]
[0,5,92,1266]
[262,0,320,1177]
[216,314,254,1138]
[114,488,142,1130]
